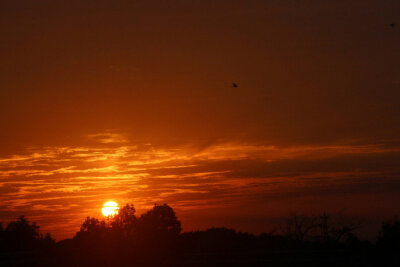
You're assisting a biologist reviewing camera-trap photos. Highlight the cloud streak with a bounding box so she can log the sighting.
[1,135,400,239]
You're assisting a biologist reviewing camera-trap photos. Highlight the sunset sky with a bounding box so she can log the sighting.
[1,0,400,240]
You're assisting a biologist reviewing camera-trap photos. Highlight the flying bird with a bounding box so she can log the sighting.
[390,23,395,28]
[232,83,238,88]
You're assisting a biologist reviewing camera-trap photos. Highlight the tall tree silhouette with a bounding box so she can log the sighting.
[110,203,137,238]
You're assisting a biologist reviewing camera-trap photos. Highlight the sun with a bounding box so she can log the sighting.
[102,201,119,217]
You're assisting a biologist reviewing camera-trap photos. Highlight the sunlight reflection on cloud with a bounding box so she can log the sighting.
[1,137,400,239]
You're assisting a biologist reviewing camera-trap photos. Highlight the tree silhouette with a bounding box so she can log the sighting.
[2,206,398,266]
[374,217,400,265]
[80,217,107,233]
[0,216,55,266]
[4,216,42,251]
[132,204,182,264]
[283,212,360,243]
[110,203,136,238]
[136,203,182,237]
[284,213,319,241]
[377,217,400,249]
[67,203,182,265]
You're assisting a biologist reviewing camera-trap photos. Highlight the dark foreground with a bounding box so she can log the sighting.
[1,204,399,266]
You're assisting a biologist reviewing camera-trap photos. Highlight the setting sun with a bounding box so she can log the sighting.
[102,201,119,217]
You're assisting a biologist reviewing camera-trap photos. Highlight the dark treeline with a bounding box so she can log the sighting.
[0,204,399,266]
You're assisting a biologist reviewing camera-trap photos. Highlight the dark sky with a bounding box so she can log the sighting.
[0,0,400,239]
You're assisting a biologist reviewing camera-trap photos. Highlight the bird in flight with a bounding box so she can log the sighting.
[232,83,238,88]
[390,23,395,28]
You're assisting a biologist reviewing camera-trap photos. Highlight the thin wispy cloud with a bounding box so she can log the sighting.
[1,135,400,239]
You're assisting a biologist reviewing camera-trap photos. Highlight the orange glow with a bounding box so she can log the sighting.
[102,201,119,217]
